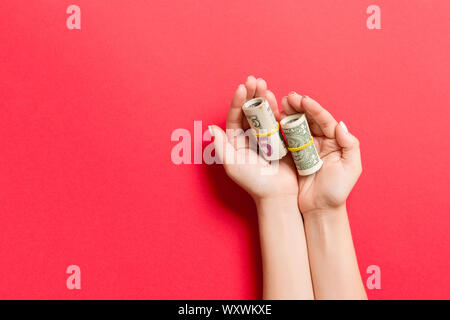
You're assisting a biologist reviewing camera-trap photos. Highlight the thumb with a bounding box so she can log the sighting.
[209,125,235,165]
[335,121,362,170]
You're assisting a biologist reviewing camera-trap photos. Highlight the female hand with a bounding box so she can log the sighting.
[210,76,298,202]
[280,92,362,216]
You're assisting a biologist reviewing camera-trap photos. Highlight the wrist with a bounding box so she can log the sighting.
[302,206,351,254]
[255,195,300,217]
[301,205,348,222]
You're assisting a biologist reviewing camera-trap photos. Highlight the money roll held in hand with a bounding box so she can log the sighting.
[242,97,288,161]
[280,113,323,176]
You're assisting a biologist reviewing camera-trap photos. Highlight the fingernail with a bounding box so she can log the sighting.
[339,121,349,133]
[208,125,214,137]
[289,91,297,96]
[303,95,309,99]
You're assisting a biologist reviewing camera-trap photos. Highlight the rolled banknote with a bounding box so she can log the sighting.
[242,97,288,161]
[280,113,323,176]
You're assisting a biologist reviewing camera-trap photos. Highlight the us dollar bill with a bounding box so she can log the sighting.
[280,113,323,176]
[242,97,288,161]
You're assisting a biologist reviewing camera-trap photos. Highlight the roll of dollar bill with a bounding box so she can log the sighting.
[242,97,288,161]
[280,113,323,176]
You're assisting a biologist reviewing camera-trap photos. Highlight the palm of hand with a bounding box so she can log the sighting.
[225,134,298,200]
[297,136,348,214]
[277,92,361,215]
[215,77,299,201]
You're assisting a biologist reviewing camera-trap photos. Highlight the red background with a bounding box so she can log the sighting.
[0,1,449,299]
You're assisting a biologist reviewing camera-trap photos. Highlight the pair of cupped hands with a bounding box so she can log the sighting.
[210,76,362,216]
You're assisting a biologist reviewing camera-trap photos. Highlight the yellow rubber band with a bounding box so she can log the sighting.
[288,137,314,152]
[253,123,280,137]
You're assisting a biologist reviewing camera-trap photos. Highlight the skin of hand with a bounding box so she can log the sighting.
[281,92,367,299]
[280,92,362,217]
[210,76,314,300]
[209,76,298,202]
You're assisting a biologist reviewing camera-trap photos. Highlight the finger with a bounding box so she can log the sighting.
[335,121,362,171]
[255,78,267,97]
[210,125,236,165]
[287,92,323,136]
[226,84,247,130]
[281,96,297,115]
[245,75,257,99]
[265,90,280,120]
[301,96,338,138]
[287,91,305,113]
